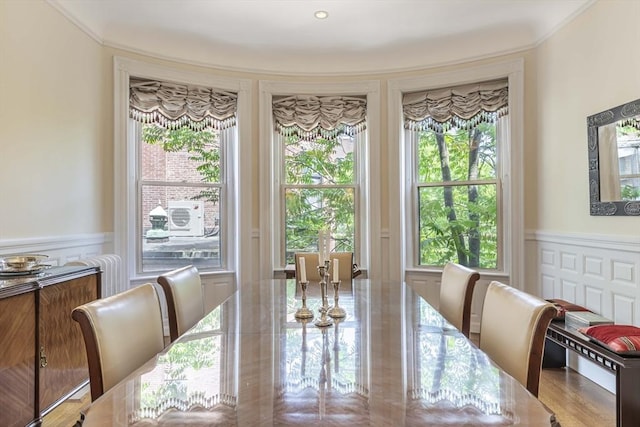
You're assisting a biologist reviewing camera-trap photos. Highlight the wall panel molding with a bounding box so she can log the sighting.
[527,229,640,393]
[0,233,113,266]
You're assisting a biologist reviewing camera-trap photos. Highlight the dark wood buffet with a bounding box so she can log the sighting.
[0,265,101,427]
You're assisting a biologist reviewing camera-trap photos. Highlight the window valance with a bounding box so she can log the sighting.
[403,79,508,132]
[129,77,237,130]
[273,95,367,140]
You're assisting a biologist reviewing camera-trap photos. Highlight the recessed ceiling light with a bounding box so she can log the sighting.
[314,10,329,19]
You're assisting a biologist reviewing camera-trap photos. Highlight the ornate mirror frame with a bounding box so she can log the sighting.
[588,98,640,216]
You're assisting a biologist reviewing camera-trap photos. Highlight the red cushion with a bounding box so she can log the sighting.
[580,324,640,355]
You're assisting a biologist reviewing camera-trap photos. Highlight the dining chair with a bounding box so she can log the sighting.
[479,281,557,397]
[157,265,205,342]
[294,252,321,284]
[71,283,165,401]
[329,251,355,289]
[438,262,480,338]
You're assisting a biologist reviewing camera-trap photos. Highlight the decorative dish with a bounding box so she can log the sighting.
[0,254,49,273]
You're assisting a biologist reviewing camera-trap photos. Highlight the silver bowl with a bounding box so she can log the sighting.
[0,254,49,272]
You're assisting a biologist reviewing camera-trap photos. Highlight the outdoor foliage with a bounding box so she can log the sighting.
[283,134,355,264]
[416,122,498,268]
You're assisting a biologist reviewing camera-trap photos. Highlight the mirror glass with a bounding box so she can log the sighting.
[588,98,640,216]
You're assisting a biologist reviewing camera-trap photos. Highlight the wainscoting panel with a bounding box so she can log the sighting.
[0,233,113,267]
[531,231,640,323]
[528,230,640,393]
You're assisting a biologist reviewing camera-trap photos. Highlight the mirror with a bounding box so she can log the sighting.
[588,98,640,216]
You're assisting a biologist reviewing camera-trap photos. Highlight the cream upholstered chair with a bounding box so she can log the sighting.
[157,265,205,342]
[479,281,557,397]
[438,262,480,338]
[329,252,355,288]
[294,252,321,284]
[71,283,165,401]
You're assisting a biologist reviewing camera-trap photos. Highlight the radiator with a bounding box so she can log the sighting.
[65,254,125,298]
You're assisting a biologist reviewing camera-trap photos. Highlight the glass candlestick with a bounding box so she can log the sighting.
[327,280,346,318]
[294,280,314,319]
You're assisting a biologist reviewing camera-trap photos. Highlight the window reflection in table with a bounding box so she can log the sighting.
[276,280,370,423]
[405,295,515,424]
[130,303,238,425]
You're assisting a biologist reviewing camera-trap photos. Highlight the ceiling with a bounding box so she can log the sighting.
[48,0,594,75]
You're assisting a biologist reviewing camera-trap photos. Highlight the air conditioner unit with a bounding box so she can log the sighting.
[167,201,205,237]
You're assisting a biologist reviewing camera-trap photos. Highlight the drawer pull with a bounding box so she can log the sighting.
[40,346,48,368]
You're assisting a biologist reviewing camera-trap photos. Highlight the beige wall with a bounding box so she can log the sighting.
[0,0,109,238]
[2,0,635,247]
[532,0,640,233]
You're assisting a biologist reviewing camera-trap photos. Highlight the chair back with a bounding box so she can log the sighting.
[157,265,205,342]
[72,283,165,401]
[479,281,557,397]
[294,252,321,284]
[329,252,354,288]
[438,262,480,337]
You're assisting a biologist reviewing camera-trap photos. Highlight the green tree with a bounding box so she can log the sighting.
[283,134,355,263]
[417,123,498,268]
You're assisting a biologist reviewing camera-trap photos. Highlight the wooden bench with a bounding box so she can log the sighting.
[545,321,640,427]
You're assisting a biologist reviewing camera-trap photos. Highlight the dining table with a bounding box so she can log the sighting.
[80,279,559,426]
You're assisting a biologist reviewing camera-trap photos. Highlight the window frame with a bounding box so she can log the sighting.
[388,59,524,285]
[259,80,381,279]
[134,121,228,272]
[280,132,361,265]
[412,121,505,270]
[114,57,252,285]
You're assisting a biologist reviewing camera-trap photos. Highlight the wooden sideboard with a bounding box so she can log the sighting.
[0,265,101,427]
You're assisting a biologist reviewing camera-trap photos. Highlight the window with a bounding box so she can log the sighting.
[129,77,237,274]
[273,95,367,265]
[403,79,509,270]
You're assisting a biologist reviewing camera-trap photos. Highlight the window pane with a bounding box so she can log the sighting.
[417,124,496,183]
[285,135,354,185]
[141,124,221,183]
[141,184,221,272]
[418,184,497,269]
[284,187,355,264]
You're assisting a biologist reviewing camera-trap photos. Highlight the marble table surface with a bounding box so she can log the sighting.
[81,279,556,426]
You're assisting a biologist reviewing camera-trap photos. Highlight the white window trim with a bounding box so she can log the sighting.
[113,57,252,286]
[258,80,381,280]
[387,58,525,287]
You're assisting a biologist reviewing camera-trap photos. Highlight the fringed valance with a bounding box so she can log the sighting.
[273,95,367,140]
[403,79,508,132]
[129,77,237,131]
[619,117,640,132]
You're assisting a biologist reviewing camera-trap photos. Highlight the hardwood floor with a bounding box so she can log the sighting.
[41,388,90,427]
[539,368,615,427]
[42,367,615,426]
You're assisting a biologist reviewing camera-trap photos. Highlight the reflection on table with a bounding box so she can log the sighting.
[81,280,556,426]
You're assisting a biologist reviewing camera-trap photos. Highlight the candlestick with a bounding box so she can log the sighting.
[298,256,307,283]
[327,279,346,318]
[314,260,333,327]
[294,280,314,320]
